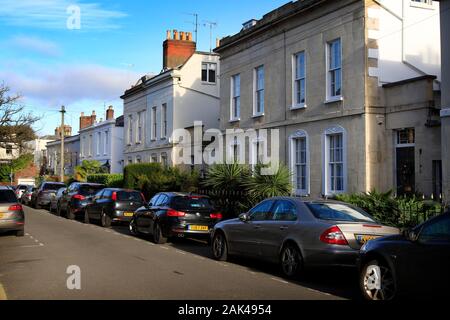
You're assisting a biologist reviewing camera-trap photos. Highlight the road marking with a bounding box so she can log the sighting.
[0,284,8,300]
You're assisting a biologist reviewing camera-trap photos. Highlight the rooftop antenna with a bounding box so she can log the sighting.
[203,20,217,52]
[184,13,199,43]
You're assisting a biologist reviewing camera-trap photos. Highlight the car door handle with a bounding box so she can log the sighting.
[280,226,289,231]
[254,225,262,229]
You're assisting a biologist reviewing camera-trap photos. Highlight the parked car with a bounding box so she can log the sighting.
[358,211,450,300]
[0,186,25,237]
[211,197,399,278]
[57,182,105,219]
[20,186,36,206]
[31,182,66,209]
[49,187,67,213]
[15,185,29,199]
[129,193,223,244]
[84,188,146,227]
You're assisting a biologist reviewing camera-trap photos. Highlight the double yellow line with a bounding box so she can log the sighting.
[0,283,7,300]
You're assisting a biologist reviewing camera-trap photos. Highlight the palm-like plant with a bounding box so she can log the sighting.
[245,163,292,205]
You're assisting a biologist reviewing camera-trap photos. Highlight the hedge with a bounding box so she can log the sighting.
[87,174,124,188]
[123,163,199,200]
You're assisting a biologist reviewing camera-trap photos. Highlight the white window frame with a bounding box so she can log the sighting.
[230,74,241,122]
[88,134,93,157]
[228,136,243,164]
[322,126,347,196]
[253,65,265,117]
[151,107,157,141]
[326,38,343,103]
[202,62,217,84]
[161,103,167,139]
[292,51,306,109]
[137,111,144,144]
[128,115,133,145]
[250,137,266,172]
[151,153,158,163]
[96,131,101,156]
[289,130,310,196]
[161,152,168,167]
[104,131,109,155]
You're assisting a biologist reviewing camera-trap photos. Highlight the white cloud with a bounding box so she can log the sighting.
[9,36,62,57]
[0,0,127,30]
[0,63,141,106]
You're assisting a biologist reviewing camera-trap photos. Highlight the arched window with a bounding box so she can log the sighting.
[323,126,347,196]
[289,130,309,196]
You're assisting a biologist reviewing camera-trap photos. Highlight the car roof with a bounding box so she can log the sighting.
[158,192,209,198]
[0,186,14,191]
[264,196,347,205]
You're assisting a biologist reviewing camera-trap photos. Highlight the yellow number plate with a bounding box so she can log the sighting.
[124,212,134,217]
[0,213,3,219]
[189,225,209,231]
[356,235,380,245]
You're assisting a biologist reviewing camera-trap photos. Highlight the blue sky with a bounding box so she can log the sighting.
[0,0,287,136]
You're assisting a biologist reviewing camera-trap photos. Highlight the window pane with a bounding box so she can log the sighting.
[202,69,207,82]
[208,69,216,83]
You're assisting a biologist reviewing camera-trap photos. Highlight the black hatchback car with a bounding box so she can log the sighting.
[31,182,66,209]
[84,188,146,227]
[358,211,450,300]
[130,193,222,244]
[57,182,105,219]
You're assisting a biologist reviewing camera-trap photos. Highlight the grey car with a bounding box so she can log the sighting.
[31,182,66,209]
[0,186,25,237]
[211,197,399,278]
[20,186,36,206]
[50,187,67,213]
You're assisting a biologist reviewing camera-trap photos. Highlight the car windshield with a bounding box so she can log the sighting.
[171,196,214,211]
[306,202,376,223]
[43,183,65,191]
[0,190,17,203]
[80,185,105,196]
[117,191,143,202]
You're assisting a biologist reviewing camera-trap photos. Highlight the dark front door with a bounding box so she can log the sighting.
[396,147,415,196]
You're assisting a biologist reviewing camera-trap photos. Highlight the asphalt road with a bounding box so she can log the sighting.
[0,206,360,300]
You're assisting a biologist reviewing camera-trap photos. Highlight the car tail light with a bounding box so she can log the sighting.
[9,204,23,211]
[320,226,348,246]
[210,213,223,219]
[167,209,186,217]
[111,192,117,201]
[72,194,86,201]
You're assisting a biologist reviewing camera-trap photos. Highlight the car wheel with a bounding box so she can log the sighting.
[212,232,228,261]
[83,209,90,224]
[129,219,138,236]
[67,206,76,220]
[16,229,25,237]
[101,212,111,228]
[280,243,303,278]
[360,260,397,301]
[153,223,167,244]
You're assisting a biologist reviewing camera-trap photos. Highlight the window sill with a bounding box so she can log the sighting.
[201,81,217,85]
[229,118,240,123]
[290,104,307,110]
[410,2,434,10]
[324,96,344,104]
[252,113,264,119]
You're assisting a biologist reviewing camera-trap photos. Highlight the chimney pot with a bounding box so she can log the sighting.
[106,105,115,120]
[187,32,193,41]
[216,37,220,48]
[173,30,179,40]
[180,31,186,41]
[166,30,172,40]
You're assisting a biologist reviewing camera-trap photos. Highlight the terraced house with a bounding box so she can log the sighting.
[215,0,442,199]
[121,30,220,168]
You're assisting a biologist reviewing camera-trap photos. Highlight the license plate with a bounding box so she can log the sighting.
[0,213,3,219]
[124,212,134,217]
[188,225,209,231]
[356,234,381,245]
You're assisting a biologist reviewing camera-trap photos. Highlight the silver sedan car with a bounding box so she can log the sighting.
[211,197,399,278]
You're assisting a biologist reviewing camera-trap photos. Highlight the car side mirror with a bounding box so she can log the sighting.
[239,213,250,222]
[403,229,419,242]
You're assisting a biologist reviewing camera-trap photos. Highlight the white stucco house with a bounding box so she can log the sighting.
[79,107,124,174]
[46,135,80,176]
[121,30,220,167]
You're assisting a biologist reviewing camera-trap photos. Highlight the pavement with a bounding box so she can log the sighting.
[0,206,360,300]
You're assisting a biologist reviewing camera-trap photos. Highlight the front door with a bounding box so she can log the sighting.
[396,147,415,197]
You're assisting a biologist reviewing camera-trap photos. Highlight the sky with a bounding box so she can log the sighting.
[0,0,288,136]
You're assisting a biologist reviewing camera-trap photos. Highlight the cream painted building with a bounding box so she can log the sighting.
[215,0,443,199]
[121,30,220,168]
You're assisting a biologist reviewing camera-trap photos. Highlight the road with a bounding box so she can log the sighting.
[0,206,360,300]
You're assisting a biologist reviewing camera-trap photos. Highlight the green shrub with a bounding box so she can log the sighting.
[87,174,124,188]
[0,153,34,182]
[123,163,199,200]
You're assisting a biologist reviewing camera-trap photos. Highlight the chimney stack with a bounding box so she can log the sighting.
[79,110,97,130]
[163,29,196,70]
[106,105,115,120]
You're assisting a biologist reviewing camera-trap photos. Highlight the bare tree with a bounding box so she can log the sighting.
[0,83,40,152]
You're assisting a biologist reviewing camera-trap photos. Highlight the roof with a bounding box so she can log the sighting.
[215,0,325,53]
[382,75,437,88]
